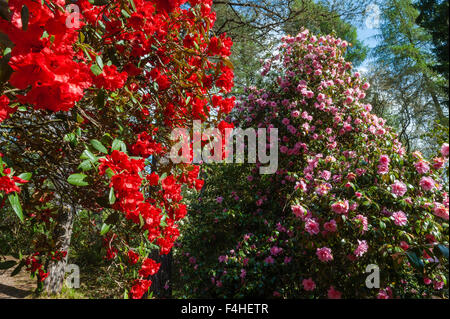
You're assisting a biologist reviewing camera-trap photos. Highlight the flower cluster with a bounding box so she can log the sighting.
[1,0,235,298]
[177,29,448,299]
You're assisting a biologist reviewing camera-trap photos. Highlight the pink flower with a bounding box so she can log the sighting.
[270,246,283,256]
[321,170,331,181]
[441,143,449,157]
[324,219,337,232]
[423,277,432,285]
[419,176,436,192]
[291,205,308,219]
[316,247,333,262]
[400,241,409,251]
[305,218,320,235]
[432,157,445,170]
[414,161,430,174]
[327,286,342,299]
[392,211,408,226]
[391,180,407,197]
[331,200,349,214]
[377,155,390,175]
[433,203,449,220]
[379,155,390,165]
[264,256,275,264]
[315,183,332,196]
[218,255,228,263]
[354,240,368,257]
[302,278,316,291]
[295,180,308,192]
[377,290,390,299]
[353,214,368,232]
[377,163,389,175]
[216,196,224,203]
[433,281,444,290]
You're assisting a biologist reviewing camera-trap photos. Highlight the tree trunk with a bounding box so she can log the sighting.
[44,203,76,295]
[148,251,172,298]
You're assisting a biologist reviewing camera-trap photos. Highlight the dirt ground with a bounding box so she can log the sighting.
[0,256,34,299]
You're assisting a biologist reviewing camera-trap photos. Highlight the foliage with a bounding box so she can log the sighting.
[0,0,235,298]
[368,0,448,153]
[213,0,370,91]
[415,0,449,81]
[177,29,449,299]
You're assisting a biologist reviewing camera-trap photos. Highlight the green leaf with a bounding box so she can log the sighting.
[0,260,16,270]
[67,174,89,187]
[111,139,127,153]
[128,0,136,11]
[100,223,111,236]
[96,55,104,69]
[91,64,103,76]
[17,172,32,181]
[76,113,85,123]
[80,150,97,162]
[78,160,93,172]
[64,132,77,145]
[105,168,115,179]
[121,9,131,18]
[90,139,108,154]
[109,187,116,205]
[8,193,23,222]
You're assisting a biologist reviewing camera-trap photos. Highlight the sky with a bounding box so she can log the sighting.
[357,24,379,73]
[357,6,380,73]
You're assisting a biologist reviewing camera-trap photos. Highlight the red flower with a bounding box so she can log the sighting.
[131,131,164,158]
[130,279,152,299]
[139,258,161,277]
[128,250,140,265]
[38,269,48,282]
[216,66,234,93]
[0,95,15,122]
[174,204,187,220]
[0,176,21,194]
[94,65,128,91]
[149,68,171,90]
[147,172,160,186]
[154,0,185,14]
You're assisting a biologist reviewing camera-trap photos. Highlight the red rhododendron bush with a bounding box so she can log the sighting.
[176,29,449,298]
[0,0,235,298]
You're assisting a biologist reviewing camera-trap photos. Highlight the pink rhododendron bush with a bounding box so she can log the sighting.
[176,29,449,299]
